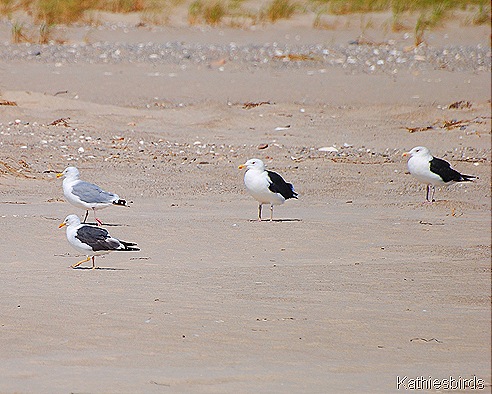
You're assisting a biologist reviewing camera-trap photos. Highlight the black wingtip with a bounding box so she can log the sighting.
[462,174,478,182]
[113,199,128,207]
[120,240,139,251]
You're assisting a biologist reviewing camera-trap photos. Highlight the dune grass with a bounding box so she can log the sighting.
[310,0,489,14]
[11,20,29,43]
[470,3,490,24]
[262,0,297,22]
[0,0,489,44]
[311,0,489,44]
[34,0,96,24]
[188,0,227,25]
[1,0,489,24]
[38,21,52,43]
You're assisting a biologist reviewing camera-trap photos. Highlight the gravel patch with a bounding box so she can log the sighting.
[1,39,490,74]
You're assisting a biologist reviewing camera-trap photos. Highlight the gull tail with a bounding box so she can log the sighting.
[289,184,298,200]
[113,199,129,207]
[119,240,140,251]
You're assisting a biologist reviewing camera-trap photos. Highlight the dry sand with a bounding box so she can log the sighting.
[0,10,491,393]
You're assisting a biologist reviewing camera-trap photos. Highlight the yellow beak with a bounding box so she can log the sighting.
[238,164,245,169]
[58,222,66,228]
[402,152,409,157]
[56,173,63,178]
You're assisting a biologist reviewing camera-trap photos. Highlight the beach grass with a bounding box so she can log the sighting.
[11,20,29,42]
[188,0,227,25]
[310,0,489,14]
[261,0,297,22]
[0,0,489,43]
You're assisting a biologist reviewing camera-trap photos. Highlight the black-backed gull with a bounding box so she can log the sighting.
[239,158,298,221]
[59,214,139,269]
[403,146,476,202]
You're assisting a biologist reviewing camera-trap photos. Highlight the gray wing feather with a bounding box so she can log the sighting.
[75,226,121,251]
[72,181,117,204]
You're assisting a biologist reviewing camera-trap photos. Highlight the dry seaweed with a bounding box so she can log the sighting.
[48,117,71,127]
[242,101,271,109]
[410,337,442,343]
[448,100,472,109]
[405,125,434,133]
[0,100,17,106]
[0,160,34,178]
[273,54,320,61]
[405,117,490,133]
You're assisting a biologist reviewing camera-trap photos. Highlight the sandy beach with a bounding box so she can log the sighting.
[0,8,491,393]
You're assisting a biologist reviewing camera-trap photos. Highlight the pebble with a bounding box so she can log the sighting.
[318,146,339,152]
[0,36,488,74]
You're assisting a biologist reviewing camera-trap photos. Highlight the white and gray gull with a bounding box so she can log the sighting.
[59,214,139,269]
[57,166,128,225]
[402,146,476,202]
[239,158,298,221]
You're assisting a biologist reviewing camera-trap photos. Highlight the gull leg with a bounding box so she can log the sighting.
[91,256,98,270]
[83,210,89,223]
[93,208,103,226]
[270,205,274,222]
[258,204,262,222]
[423,185,436,204]
[424,184,434,204]
[71,256,91,269]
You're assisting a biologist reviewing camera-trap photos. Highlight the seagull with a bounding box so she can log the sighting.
[57,166,128,225]
[59,214,139,269]
[238,158,298,221]
[402,146,477,202]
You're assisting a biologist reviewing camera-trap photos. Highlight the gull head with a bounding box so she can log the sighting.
[402,146,431,159]
[238,158,266,171]
[57,166,80,180]
[59,214,81,229]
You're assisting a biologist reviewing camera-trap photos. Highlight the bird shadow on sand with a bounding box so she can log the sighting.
[248,218,302,223]
[70,266,129,271]
[83,222,129,227]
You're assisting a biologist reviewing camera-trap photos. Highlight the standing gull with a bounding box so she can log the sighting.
[59,214,139,269]
[402,146,477,202]
[239,158,298,221]
[57,166,128,225]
